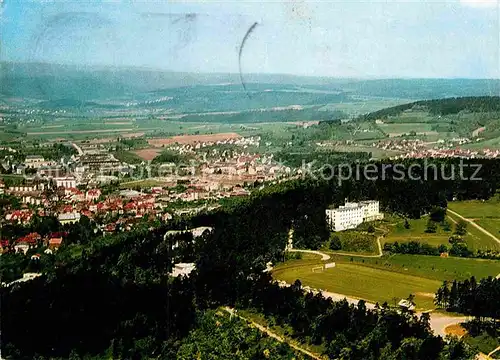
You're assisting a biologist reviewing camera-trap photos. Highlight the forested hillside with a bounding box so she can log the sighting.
[361,96,500,121]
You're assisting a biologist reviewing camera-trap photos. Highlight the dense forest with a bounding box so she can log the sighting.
[360,96,500,121]
[2,158,500,358]
[435,276,500,320]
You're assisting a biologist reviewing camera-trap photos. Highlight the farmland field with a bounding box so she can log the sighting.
[377,123,436,137]
[134,148,162,161]
[319,144,402,159]
[147,132,242,147]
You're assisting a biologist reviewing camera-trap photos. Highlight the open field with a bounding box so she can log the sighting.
[134,148,162,161]
[273,260,440,309]
[475,219,500,238]
[119,179,168,189]
[383,215,452,248]
[319,144,402,159]
[447,200,500,251]
[463,333,500,355]
[447,213,500,251]
[328,254,500,282]
[377,123,436,137]
[382,211,500,251]
[147,132,242,147]
[461,136,500,150]
[273,252,500,310]
[448,200,500,219]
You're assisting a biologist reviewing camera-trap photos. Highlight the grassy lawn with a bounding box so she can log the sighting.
[447,200,500,251]
[331,254,500,282]
[381,211,500,251]
[447,213,500,251]
[463,333,500,355]
[273,260,440,310]
[383,215,451,248]
[273,251,500,311]
[475,219,500,238]
[448,200,500,219]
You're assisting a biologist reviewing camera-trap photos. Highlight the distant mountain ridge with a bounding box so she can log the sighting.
[1,62,499,107]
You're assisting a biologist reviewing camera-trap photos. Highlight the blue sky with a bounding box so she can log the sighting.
[1,0,499,78]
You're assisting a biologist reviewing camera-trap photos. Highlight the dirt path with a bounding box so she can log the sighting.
[488,345,500,358]
[223,307,325,360]
[447,209,500,246]
[288,249,331,261]
[288,226,385,260]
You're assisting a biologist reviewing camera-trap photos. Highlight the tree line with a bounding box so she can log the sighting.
[360,96,500,121]
[435,276,500,322]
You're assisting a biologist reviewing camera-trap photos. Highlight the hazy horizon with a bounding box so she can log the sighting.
[3,61,500,82]
[1,0,499,79]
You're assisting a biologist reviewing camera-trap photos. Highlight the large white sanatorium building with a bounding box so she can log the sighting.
[326,200,383,232]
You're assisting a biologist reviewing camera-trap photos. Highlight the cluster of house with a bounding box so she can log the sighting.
[392,147,500,159]
[166,136,261,155]
[0,231,65,255]
[374,139,500,160]
[325,200,383,232]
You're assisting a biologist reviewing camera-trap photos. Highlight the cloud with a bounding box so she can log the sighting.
[460,0,499,8]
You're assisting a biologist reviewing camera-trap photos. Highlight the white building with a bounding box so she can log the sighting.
[58,212,81,224]
[25,155,46,169]
[170,263,196,277]
[326,200,383,232]
[54,176,77,189]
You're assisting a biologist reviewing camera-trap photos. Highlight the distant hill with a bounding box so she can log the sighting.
[360,96,500,121]
[1,62,499,104]
[0,62,351,102]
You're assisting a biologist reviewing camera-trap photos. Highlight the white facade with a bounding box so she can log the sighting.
[58,212,81,224]
[55,176,77,189]
[170,263,196,278]
[326,200,383,232]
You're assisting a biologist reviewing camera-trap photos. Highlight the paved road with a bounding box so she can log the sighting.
[275,279,466,337]
[488,345,500,358]
[447,209,500,246]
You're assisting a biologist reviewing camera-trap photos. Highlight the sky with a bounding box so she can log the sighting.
[1,0,499,78]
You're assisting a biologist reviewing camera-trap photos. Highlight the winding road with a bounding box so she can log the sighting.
[288,227,385,259]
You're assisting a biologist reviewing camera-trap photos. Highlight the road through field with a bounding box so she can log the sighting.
[447,209,500,246]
